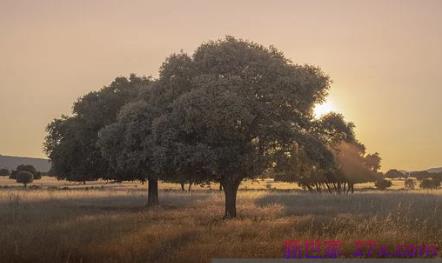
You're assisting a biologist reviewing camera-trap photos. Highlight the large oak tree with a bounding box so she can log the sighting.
[151,37,334,218]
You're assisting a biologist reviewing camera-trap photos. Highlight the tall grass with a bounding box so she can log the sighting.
[1,183,442,262]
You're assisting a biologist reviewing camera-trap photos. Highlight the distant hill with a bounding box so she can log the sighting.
[0,155,51,172]
[427,167,442,174]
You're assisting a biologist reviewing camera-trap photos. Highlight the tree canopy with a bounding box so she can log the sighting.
[126,37,336,217]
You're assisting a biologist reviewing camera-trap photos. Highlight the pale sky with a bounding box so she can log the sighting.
[0,0,441,171]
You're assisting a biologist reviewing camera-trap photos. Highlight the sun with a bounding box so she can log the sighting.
[313,100,335,118]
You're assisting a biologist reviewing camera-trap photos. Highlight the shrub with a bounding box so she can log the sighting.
[16,171,34,188]
[404,178,415,190]
[0,168,10,176]
[375,178,392,190]
[420,178,440,190]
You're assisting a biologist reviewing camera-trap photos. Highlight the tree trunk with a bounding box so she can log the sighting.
[180,182,185,191]
[221,177,241,219]
[325,183,332,193]
[188,182,192,192]
[147,178,159,207]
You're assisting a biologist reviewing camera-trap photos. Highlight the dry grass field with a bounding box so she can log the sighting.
[1,177,441,262]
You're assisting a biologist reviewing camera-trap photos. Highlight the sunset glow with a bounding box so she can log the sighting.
[0,0,441,172]
[314,100,336,118]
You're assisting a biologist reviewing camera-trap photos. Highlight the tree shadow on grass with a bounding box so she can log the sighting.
[0,191,212,226]
[0,191,212,262]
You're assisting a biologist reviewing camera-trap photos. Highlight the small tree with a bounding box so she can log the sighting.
[365,153,381,173]
[0,168,10,176]
[16,171,34,188]
[420,178,440,190]
[404,178,415,190]
[11,164,42,180]
[375,178,392,190]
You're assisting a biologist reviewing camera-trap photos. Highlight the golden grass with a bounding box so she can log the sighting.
[1,177,441,262]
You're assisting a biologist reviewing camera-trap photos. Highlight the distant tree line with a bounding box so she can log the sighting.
[382,168,441,190]
[385,169,442,180]
[44,37,383,218]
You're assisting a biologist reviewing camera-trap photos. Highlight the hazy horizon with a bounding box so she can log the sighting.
[1,0,441,172]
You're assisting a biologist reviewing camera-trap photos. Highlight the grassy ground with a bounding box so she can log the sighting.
[0,177,441,262]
